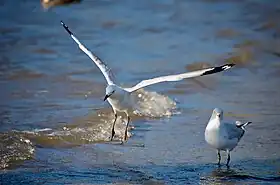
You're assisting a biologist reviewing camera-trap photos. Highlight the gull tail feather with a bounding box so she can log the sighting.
[237,121,252,129]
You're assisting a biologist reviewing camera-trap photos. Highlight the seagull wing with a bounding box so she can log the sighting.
[224,122,244,141]
[61,21,114,85]
[125,64,234,92]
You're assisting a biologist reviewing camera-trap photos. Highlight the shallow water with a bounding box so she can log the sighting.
[1,0,280,184]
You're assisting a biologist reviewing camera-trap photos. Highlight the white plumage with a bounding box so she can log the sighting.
[205,108,251,166]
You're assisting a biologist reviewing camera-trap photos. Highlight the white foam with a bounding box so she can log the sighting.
[132,89,179,117]
[20,128,52,134]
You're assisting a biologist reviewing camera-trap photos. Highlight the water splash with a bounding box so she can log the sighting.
[131,89,179,117]
[0,133,35,169]
[19,113,131,148]
[15,90,178,147]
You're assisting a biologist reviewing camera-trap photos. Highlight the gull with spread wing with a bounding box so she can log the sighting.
[61,21,235,142]
[205,108,252,167]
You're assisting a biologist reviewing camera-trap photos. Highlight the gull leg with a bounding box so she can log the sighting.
[226,150,231,167]
[110,112,118,141]
[217,150,221,166]
[123,112,130,142]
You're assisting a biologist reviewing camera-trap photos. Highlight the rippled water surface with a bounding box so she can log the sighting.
[1,0,280,184]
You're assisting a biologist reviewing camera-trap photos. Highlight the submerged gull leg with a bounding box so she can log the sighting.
[226,150,231,167]
[217,150,221,166]
[110,113,118,141]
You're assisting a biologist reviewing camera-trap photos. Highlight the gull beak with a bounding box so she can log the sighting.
[217,113,221,118]
[104,94,110,101]
[104,90,115,101]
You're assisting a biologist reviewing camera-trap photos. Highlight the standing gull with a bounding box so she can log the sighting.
[205,108,252,166]
[60,21,235,142]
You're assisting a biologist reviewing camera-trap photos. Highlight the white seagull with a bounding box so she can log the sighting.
[205,108,252,166]
[61,21,235,142]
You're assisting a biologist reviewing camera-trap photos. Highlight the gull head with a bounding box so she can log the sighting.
[211,108,223,120]
[104,85,116,101]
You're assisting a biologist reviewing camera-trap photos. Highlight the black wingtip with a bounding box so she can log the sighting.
[225,63,235,68]
[226,63,235,67]
[60,21,72,35]
[221,63,235,69]
[202,63,235,76]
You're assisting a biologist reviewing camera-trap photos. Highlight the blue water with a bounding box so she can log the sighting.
[1,0,280,184]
